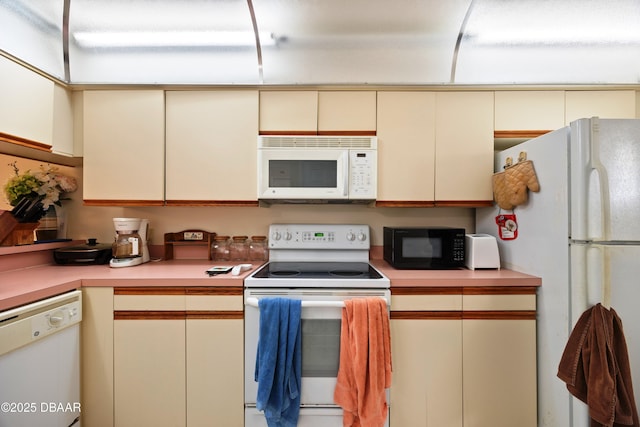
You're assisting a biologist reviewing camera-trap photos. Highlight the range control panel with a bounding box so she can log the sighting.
[268,224,370,250]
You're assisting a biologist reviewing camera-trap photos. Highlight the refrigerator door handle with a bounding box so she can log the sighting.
[588,118,611,241]
[587,244,611,309]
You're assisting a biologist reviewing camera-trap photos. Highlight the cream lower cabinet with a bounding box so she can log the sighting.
[462,318,537,427]
[114,317,186,426]
[82,287,244,427]
[82,287,115,427]
[390,292,463,426]
[390,288,537,427]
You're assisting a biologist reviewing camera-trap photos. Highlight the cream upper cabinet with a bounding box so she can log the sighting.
[317,91,377,132]
[0,56,54,145]
[259,91,318,133]
[259,90,376,133]
[52,84,75,156]
[565,90,636,123]
[165,90,259,201]
[83,90,165,202]
[435,92,494,202]
[376,91,436,201]
[495,91,565,131]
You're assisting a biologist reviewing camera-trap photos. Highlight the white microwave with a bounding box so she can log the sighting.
[257,135,377,203]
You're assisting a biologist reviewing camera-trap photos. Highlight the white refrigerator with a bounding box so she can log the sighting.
[476,117,640,427]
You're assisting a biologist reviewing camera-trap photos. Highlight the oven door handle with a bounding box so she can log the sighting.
[245,297,387,308]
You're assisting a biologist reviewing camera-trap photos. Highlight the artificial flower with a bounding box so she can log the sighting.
[4,162,78,210]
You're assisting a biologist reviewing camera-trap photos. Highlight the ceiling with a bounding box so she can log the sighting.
[1,0,640,85]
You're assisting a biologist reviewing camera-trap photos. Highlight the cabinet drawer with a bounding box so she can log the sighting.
[186,295,243,311]
[391,294,462,311]
[114,295,185,311]
[463,294,536,311]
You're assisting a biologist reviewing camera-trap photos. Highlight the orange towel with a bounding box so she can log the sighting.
[334,297,392,427]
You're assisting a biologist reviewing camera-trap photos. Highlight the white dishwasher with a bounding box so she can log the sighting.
[0,290,82,427]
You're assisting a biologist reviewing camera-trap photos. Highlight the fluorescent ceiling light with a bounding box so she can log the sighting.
[73,30,275,48]
[469,27,640,46]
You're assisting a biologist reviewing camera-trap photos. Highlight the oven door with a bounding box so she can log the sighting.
[244,288,390,408]
[257,149,349,200]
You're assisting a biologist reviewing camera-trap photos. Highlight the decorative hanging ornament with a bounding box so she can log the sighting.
[495,212,518,240]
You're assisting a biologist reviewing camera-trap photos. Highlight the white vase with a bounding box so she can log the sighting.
[54,204,67,239]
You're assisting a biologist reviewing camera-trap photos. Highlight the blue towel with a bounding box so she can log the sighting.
[255,298,302,427]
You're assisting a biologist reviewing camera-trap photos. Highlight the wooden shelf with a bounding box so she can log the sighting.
[164,230,216,261]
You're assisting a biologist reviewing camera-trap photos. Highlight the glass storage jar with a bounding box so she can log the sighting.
[229,235,249,261]
[211,235,230,261]
[249,236,268,261]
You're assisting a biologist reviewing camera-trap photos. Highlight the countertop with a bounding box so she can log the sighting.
[0,252,540,311]
[0,260,253,311]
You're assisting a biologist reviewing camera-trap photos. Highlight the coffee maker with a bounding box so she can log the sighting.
[110,218,150,268]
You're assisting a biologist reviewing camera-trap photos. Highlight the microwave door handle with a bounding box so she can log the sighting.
[245,297,388,308]
[343,157,349,197]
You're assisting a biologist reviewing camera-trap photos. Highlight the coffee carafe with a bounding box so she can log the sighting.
[110,218,150,268]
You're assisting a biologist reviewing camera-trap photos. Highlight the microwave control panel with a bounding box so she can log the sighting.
[348,150,377,199]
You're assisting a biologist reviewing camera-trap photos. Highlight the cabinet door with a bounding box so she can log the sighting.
[81,287,114,427]
[259,91,318,133]
[376,91,436,201]
[565,90,636,123]
[186,318,244,427]
[114,319,186,427]
[0,56,54,145]
[318,91,377,132]
[52,85,75,156]
[495,91,565,132]
[165,90,259,201]
[83,90,165,202]
[435,92,494,201]
[185,294,244,427]
[462,319,537,427]
[390,317,463,427]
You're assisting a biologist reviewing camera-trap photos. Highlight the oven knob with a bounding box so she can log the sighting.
[346,232,355,241]
[284,232,292,241]
[272,231,281,241]
[357,232,367,241]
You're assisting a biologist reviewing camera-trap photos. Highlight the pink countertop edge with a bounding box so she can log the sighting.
[0,260,256,311]
[371,260,542,287]
[1,258,540,312]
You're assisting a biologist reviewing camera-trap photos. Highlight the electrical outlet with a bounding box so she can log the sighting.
[183,231,204,241]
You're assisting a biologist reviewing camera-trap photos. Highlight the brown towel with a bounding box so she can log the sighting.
[334,298,392,427]
[558,304,639,427]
